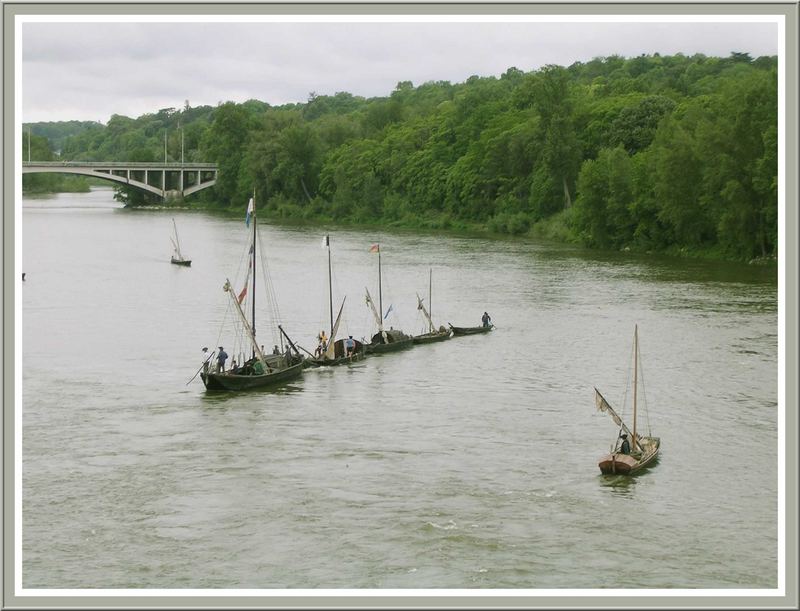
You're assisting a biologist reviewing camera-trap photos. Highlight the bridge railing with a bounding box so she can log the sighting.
[22,161,217,169]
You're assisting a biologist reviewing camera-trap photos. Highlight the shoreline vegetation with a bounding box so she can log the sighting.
[23,52,777,265]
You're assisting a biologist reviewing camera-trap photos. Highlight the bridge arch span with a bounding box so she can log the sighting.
[22,162,218,200]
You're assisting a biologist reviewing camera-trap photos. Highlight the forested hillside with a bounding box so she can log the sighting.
[23,53,778,261]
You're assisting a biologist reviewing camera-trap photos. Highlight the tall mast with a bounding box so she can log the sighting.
[378,247,383,322]
[327,236,333,336]
[632,324,638,451]
[428,268,433,332]
[251,188,257,359]
[172,218,182,258]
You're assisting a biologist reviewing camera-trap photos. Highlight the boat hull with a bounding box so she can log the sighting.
[305,350,366,368]
[171,257,191,267]
[412,331,452,344]
[449,324,493,336]
[365,337,414,354]
[598,437,661,475]
[201,361,303,391]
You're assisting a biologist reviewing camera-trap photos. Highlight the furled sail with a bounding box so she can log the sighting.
[595,387,633,439]
[324,297,346,359]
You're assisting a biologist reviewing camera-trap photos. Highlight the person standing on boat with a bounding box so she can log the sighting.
[272,344,280,355]
[216,346,228,373]
[619,433,631,455]
[201,346,213,374]
[482,311,492,328]
[345,335,355,358]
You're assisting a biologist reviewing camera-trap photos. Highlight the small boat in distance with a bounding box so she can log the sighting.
[449,323,494,336]
[201,192,304,391]
[596,324,660,475]
[170,218,191,266]
[413,269,451,345]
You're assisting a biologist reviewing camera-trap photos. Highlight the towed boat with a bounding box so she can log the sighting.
[364,243,414,354]
[307,336,367,367]
[596,324,660,475]
[449,323,494,336]
[413,269,451,344]
[365,328,414,354]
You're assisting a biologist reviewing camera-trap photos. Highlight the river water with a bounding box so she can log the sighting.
[20,187,779,590]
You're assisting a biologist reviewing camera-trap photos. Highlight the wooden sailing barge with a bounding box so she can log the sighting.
[596,324,660,475]
[201,192,304,391]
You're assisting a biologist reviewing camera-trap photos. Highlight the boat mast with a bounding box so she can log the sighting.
[251,188,257,359]
[327,236,333,337]
[632,324,639,452]
[428,268,433,333]
[378,246,383,323]
[172,218,182,259]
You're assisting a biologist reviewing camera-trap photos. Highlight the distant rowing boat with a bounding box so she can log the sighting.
[449,323,494,336]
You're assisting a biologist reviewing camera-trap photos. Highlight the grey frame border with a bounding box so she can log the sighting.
[3,2,797,609]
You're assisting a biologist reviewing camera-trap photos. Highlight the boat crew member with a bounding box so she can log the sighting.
[216,346,228,373]
[201,346,213,373]
[272,345,280,355]
[345,335,355,358]
[619,433,631,455]
[482,311,492,327]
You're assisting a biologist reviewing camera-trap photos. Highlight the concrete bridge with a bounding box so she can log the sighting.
[22,161,218,200]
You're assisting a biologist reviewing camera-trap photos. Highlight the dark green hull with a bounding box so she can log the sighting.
[305,351,366,368]
[449,324,494,336]
[365,337,414,354]
[412,331,451,344]
[201,361,303,391]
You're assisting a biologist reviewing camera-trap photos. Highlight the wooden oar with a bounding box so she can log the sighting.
[186,351,215,385]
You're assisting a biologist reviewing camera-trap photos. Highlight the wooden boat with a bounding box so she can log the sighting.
[305,236,367,368]
[170,218,192,266]
[412,269,451,345]
[201,192,304,391]
[364,243,414,354]
[307,336,367,367]
[365,328,414,354]
[449,323,494,336]
[596,324,660,475]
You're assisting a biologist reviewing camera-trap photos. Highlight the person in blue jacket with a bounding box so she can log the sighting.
[216,346,228,373]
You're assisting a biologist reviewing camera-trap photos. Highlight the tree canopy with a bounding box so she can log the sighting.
[23,52,778,261]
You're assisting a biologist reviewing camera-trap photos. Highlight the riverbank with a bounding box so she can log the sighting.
[126,199,778,267]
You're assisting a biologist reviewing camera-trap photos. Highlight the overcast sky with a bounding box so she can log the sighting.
[21,18,779,124]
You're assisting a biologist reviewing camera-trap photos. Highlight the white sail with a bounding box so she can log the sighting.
[172,219,184,259]
[324,297,346,359]
[595,388,634,440]
[365,287,383,330]
[417,293,435,333]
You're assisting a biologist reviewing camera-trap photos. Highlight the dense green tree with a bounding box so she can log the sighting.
[23,53,778,261]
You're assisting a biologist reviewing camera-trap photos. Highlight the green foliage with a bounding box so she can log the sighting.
[24,52,777,261]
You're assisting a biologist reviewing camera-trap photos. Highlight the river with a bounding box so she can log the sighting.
[20,187,779,590]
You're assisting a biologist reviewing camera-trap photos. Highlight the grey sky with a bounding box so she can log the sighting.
[21,19,779,124]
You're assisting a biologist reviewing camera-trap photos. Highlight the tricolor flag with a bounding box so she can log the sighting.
[369,243,380,253]
[245,197,255,227]
[322,235,330,248]
[383,304,394,320]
